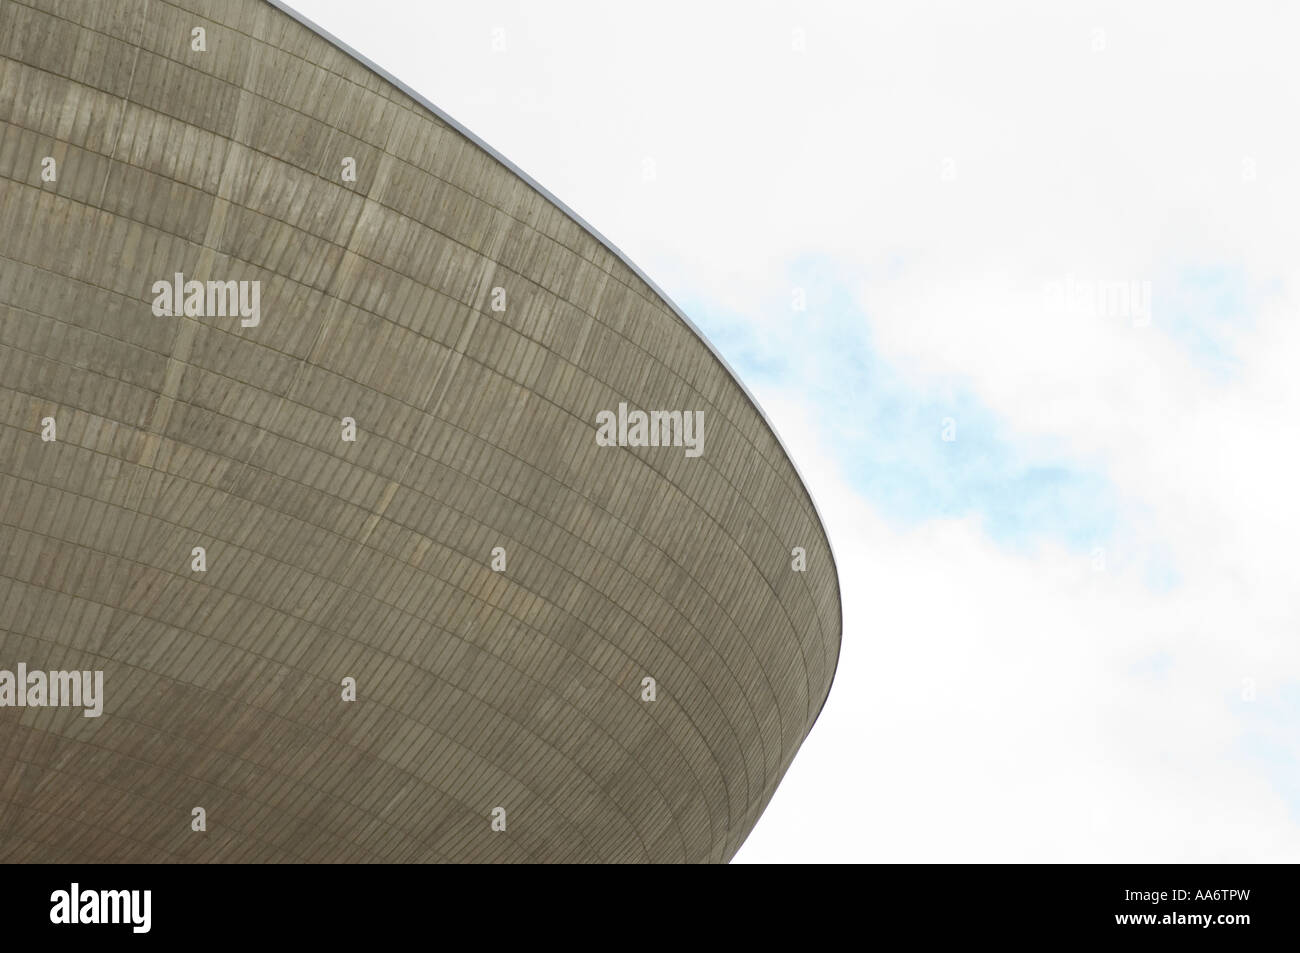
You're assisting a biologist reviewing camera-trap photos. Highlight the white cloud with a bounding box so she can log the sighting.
[737,389,1300,862]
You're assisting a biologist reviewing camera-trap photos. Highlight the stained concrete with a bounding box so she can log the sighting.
[0,0,840,862]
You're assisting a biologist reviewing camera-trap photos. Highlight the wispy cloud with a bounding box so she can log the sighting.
[683,256,1122,552]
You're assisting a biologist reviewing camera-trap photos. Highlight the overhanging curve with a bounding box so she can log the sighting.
[0,0,843,863]
[264,0,844,731]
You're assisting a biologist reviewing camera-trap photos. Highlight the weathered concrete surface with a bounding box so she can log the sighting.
[0,0,840,862]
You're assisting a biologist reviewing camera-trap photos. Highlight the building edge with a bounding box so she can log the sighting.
[261,0,843,737]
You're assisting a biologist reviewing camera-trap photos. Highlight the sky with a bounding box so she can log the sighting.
[289,0,1300,862]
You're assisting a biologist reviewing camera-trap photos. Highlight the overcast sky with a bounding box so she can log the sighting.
[290,0,1300,862]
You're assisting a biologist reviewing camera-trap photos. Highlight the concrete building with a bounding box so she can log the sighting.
[0,0,840,862]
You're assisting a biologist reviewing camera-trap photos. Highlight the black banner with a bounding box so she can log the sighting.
[0,863,1290,941]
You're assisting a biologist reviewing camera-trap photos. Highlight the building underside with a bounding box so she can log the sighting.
[0,0,841,862]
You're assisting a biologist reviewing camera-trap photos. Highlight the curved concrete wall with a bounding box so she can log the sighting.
[0,0,840,862]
